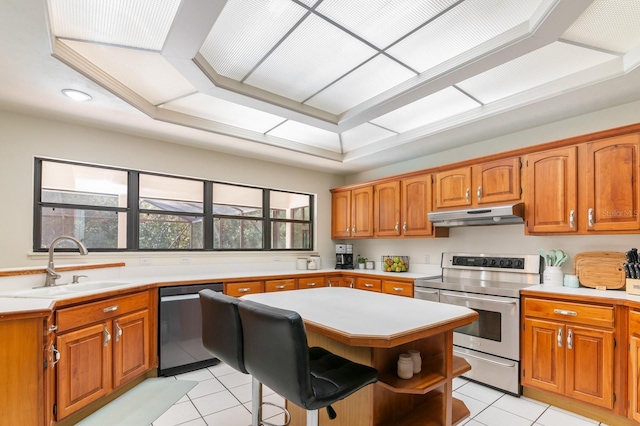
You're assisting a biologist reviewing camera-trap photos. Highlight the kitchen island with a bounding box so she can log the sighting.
[243,287,478,426]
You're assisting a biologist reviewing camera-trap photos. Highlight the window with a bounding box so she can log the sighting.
[34,159,314,252]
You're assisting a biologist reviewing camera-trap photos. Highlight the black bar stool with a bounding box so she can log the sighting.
[199,290,285,426]
[238,299,378,426]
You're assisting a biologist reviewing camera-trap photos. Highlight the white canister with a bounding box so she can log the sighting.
[564,274,579,288]
[309,255,322,269]
[296,258,308,270]
[397,353,414,379]
[307,258,318,270]
[408,349,421,374]
[543,266,564,286]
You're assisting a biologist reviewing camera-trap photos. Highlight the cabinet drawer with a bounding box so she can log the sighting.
[524,298,614,328]
[382,280,413,297]
[356,277,381,292]
[56,291,150,333]
[265,279,297,292]
[298,276,326,289]
[226,281,264,297]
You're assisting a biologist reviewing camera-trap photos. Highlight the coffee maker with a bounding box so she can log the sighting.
[335,244,354,269]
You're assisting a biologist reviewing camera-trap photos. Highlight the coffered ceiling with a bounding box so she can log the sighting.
[1,0,640,173]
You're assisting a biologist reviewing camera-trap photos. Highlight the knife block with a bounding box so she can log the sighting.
[626,279,640,295]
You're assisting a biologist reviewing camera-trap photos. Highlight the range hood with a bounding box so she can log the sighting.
[428,203,525,227]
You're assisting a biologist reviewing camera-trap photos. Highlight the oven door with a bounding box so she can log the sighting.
[439,290,520,361]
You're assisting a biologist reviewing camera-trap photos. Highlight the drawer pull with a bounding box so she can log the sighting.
[275,285,286,289]
[238,288,251,293]
[392,287,404,292]
[103,305,119,313]
[115,322,123,342]
[553,309,577,316]
[557,328,563,348]
[103,326,111,347]
[306,282,316,287]
[364,283,374,288]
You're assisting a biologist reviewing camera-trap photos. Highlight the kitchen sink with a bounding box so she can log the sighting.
[9,280,135,299]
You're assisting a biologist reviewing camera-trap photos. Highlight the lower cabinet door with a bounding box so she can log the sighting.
[522,318,565,394]
[56,322,111,419]
[113,309,150,388]
[565,325,614,409]
[629,334,640,422]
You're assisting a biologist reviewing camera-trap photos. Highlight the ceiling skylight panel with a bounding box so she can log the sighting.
[341,123,397,151]
[62,40,195,105]
[315,0,459,49]
[457,42,619,104]
[387,0,542,73]
[267,120,341,152]
[162,93,286,134]
[562,0,640,54]
[370,87,479,133]
[199,0,307,81]
[48,0,180,50]
[244,14,377,103]
[305,55,416,115]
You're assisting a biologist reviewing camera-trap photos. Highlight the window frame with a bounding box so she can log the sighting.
[33,158,315,252]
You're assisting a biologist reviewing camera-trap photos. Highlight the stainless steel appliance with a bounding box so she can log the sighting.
[159,282,223,376]
[335,243,354,269]
[414,253,541,395]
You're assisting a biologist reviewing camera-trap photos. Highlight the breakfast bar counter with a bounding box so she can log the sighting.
[243,287,478,426]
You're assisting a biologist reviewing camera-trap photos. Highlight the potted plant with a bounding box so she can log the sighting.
[356,255,367,269]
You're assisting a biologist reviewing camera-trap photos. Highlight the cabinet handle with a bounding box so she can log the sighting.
[395,222,399,235]
[557,328,563,348]
[238,287,251,293]
[275,285,286,289]
[349,281,354,288]
[569,210,575,228]
[51,344,60,366]
[477,186,482,201]
[553,309,577,316]
[392,287,404,292]
[353,226,356,234]
[567,329,573,350]
[48,324,58,333]
[346,227,350,235]
[115,322,123,342]
[103,326,111,347]
[402,222,407,234]
[364,283,374,288]
[588,208,594,227]
[103,305,119,313]
[306,282,316,287]
[465,188,470,202]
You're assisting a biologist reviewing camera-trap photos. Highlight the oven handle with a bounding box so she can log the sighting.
[160,294,201,302]
[441,291,517,305]
[453,349,516,368]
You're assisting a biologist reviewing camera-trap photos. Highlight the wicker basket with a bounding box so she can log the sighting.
[381,255,409,272]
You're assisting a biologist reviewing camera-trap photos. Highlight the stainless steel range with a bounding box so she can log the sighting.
[414,252,541,395]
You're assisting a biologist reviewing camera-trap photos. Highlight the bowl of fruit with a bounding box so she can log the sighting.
[381,256,409,273]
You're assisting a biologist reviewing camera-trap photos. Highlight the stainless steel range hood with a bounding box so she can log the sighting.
[428,203,524,227]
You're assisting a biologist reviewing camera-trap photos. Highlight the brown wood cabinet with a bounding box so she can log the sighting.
[265,278,296,292]
[522,296,616,410]
[328,275,355,288]
[331,187,373,239]
[225,280,264,296]
[374,180,401,237]
[381,279,413,298]
[55,291,152,420]
[298,276,326,290]
[355,277,381,292]
[435,158,521,209]
[629,309,640,423]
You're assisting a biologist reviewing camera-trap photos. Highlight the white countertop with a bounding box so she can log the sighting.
[242,287,476,340]
[523,284,640,303]
[0,297,54,316]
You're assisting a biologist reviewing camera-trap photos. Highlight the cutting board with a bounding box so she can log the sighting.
[573,251,626,289]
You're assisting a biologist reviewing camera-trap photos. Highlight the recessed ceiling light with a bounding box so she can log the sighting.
[61,89,92,102]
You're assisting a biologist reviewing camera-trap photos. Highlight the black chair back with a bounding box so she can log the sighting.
[199,289,248,374]
[238,300,316,408]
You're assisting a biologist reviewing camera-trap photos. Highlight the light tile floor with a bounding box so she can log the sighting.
[152,363,610,426]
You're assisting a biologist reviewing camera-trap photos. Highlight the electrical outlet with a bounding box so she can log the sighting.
[424,255,430,264]
[139,257,152,265]
[180,257,191,264]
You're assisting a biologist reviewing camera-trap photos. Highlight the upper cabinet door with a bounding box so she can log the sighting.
[525,146,578,233]
[351,186,374,238]
[473,157,521,205]
[585,134,640,232]
[374,181,401,237]
[435,167,472,209]
[402,174,434,237]
[331,190,351,239]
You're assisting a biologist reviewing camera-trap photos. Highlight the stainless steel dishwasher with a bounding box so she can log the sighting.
[158,282,223,376]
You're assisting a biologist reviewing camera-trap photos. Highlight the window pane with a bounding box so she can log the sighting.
[140,174,203,212]
[40,207,125,249]
[270,191,310,219]
[213,183,262,216]
[139,213,203,249]
[214,218,263,249]
[42,161,128,208]
[271,221,310,249]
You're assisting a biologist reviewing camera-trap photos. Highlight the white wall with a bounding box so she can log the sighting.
[342,99,640,275]
[0,110,344,269]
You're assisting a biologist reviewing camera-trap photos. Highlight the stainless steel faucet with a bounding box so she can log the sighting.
[45,236,89,287]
